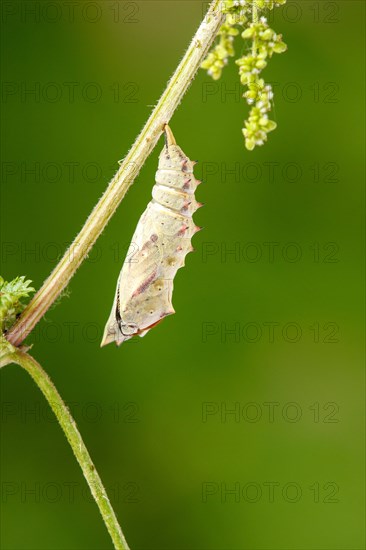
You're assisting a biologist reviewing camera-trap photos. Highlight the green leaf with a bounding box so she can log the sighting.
[0,276,35,333]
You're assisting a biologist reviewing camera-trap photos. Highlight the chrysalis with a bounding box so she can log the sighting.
[101,125,202,346]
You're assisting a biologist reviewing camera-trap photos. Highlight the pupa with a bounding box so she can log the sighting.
[101,125,202,346]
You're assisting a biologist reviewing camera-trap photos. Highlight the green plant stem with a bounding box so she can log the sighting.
[6,0,225,348]
[252,1,259,56]
[2,348,129,550]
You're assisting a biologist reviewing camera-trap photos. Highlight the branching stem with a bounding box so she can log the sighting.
[6,0,225,348]
[2,4,226,548]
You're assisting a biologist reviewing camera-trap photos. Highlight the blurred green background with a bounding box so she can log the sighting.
[1,1,365,549]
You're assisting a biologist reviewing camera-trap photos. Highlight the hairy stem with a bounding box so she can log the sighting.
[2,349,129,549]
[6,0,224,347]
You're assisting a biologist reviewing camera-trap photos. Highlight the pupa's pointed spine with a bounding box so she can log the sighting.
[154,125,202,271]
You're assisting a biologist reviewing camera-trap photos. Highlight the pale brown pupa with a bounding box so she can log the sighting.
[101,125,202,346]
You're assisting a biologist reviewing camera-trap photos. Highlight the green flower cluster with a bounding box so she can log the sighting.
[201,1,249,80]
[200,22,240,80]
[201,0,287,150]
[238,16,287,149]
[0,275,35,332]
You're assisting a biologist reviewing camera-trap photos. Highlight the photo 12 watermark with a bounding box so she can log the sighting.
[201,401,340,423]
[201,480,340,503]
[201,321,340,344]
[1,1,141,24]
[1,480,141,504]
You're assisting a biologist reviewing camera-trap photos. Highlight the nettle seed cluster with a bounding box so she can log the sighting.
[201,0,287,150]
